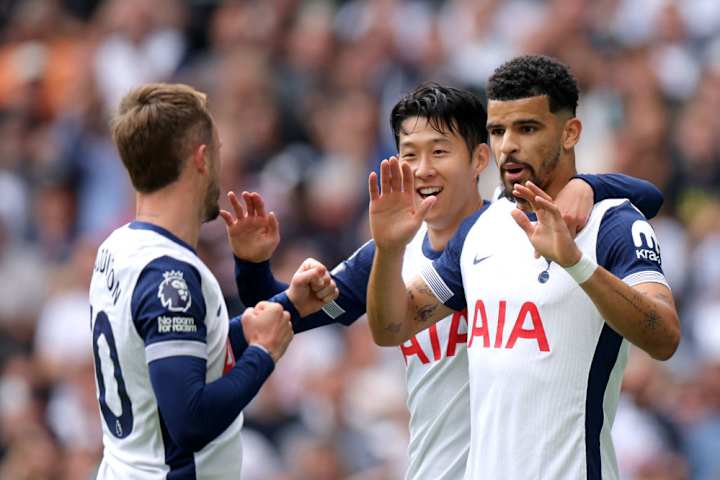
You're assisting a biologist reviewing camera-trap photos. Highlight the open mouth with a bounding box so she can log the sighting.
[417,186,442,199]
[502,162,529,183]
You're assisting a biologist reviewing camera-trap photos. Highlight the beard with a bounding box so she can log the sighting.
[500,146,561,206]
[202,178,220,223]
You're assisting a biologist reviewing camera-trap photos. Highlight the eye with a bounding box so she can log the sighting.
[520,125,537,134]
[489,128,504,136]
[433,149,448,155]
[401,152,416,161]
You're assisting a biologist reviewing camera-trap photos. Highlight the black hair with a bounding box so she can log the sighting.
[390,82,488,155]
[486,55,579,115]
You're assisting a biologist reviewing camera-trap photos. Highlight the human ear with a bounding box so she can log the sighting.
[562,118,582,150]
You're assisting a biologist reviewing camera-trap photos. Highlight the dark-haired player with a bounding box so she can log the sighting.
[230,81,664,480]
[367,57,680,479]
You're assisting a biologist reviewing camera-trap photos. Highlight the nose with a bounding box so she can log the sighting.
[414,153,435,180]
[498,131,519,158]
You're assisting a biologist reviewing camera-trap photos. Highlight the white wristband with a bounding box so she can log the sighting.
[564,253,597,284]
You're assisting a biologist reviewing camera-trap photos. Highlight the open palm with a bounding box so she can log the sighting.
[511,182,582,267]
[220,191,280,262]
[368,157,435,251]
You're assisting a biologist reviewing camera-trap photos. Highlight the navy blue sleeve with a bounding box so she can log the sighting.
[574,173,663,219]
[131,256,208,352]
[287,240,374,333]
[132,256,274,451]
[148,347,273,452]
[425,206,489,312]
[234,257,288,307]
[596,202,668,287]
[228,316,248,358]
[233,242,375,334]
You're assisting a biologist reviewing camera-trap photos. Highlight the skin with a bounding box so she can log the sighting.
[132,118,294,361]
[366,95,680,360]
[226,115,599,340]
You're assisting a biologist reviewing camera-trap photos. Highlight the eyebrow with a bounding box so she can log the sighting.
[400,137,453,148]
[486,118,543,130]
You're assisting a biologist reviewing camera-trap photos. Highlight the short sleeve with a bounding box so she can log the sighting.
[596,202,669,288]
[131,255,208,363]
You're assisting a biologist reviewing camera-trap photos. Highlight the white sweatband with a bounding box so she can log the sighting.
[564,253,597,284]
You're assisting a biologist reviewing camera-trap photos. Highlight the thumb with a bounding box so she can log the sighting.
[416,195,437,220]
[511,209,535,238]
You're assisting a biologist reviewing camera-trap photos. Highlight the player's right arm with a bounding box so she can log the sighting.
[133,256,292,452]
[366,157,453,346]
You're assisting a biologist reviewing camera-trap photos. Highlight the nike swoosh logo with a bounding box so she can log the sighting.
[473,255,491,265]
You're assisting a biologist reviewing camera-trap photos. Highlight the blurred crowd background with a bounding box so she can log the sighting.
[0,0,718,478]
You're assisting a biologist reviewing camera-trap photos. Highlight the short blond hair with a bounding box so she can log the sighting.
[111,83,214,193]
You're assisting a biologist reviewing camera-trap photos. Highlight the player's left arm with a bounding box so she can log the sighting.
[555,174,663,235]
[513,182,680,361]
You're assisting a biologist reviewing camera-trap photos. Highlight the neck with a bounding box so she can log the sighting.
[135,182,203,249]
[426,192,484,251]
[544,155,577,200]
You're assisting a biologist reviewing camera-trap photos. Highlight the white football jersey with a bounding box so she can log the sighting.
[327,206,489,480]
[422,198,669,480]
[400,223,471,480]
[89,222,241,479]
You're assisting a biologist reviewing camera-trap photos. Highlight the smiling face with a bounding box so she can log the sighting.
[398,116,487,230]
[486,95,579,209]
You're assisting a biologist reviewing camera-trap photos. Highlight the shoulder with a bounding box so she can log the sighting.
[132,255,206,319]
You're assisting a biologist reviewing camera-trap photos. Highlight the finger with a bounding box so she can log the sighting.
[511,208,536,238]
[325,286,339,302]
[228,191,246,220]
[242,191,256,217]
[512,184,537,208]
[380,159,391,195]
[416,195,437,220]
[535,196,562,216]
[250,192,267,217]
[525,181,553,202]
[300,257,322,272]
[388,156,402,192]
[293,268,320,286]
[401,161,414,194]
[268,211,280,237]
[369,171,379,201]
[219,209,235,227]
[314,283,335,300]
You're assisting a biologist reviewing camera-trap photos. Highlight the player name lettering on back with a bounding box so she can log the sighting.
[468,300,550,352]
[93,248,122,305]
[157,315,197,333]
[401,310,467,364]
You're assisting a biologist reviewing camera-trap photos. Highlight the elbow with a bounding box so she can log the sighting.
[650,319,681,361]
[372,334,403,348]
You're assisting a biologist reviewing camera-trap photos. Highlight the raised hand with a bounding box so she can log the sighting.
[286,258,339,317]
[368,156,436,252]
[511,181,583,267]
[241,301,293,363]
[219,191,280,262]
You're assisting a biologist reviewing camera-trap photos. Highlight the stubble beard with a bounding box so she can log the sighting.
[202,178,220,223]
[501,146,561,209]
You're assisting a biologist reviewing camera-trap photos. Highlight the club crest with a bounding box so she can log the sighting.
[158,270,192,312]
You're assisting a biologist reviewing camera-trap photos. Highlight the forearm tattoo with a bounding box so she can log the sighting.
[611,284,660,331]
[411,284,440,324]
